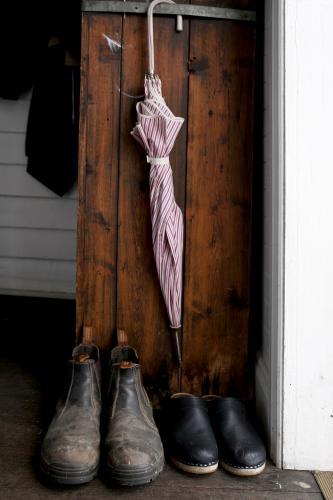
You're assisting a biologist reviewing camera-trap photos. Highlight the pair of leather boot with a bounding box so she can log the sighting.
[40,343,164,486]
[163,393,266,477]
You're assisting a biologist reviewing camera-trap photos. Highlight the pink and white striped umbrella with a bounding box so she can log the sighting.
[131,74,184,337]
[131,0,184,364]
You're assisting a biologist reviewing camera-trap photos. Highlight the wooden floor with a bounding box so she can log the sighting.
[0,352,322,500]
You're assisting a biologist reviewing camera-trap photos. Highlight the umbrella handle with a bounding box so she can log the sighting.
[147,0,183,76]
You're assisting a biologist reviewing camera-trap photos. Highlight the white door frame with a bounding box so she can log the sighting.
[255,0,285,468]
[269,0,285,469]
[263,0,333,470]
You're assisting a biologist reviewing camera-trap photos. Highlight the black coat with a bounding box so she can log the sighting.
[25,44,80,196]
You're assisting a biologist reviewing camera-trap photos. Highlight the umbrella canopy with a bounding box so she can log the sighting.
[131,0,184,363]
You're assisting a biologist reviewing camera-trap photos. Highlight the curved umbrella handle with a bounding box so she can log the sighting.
[147,0,183,76]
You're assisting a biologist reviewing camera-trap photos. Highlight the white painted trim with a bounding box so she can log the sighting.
[282,0,333,470]
[255,0,286,468]
[269,0,285,469]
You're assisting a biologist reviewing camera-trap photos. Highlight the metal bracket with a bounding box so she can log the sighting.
[82,1,256,22]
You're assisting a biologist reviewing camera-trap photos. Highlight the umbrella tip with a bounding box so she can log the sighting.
[172,329,182,367]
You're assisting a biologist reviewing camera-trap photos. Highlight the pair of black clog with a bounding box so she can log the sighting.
[163,394,266,477]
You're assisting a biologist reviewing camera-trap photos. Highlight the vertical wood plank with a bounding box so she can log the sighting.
[116,14,189,399]
[76,14,122,349]
[77,5,257,400]
[76,13,89,344]
[182,18,256,397]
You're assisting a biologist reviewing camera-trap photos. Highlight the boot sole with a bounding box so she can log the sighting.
[220,459,266,477]
[40,457,99,485]
[170,457,219,475]
[105,456,164,486]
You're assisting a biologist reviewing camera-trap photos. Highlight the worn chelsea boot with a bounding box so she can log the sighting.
[40,343,101,484]
[205,396,266,476]
[163,393,219,474]
[105,345,164,486]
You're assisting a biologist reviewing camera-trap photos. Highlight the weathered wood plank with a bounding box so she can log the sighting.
[191,0,257,9]
[0,450,321,498]
[0,485,323,500]
[76,14,122,348]
[182,17,256,396]
[76,1,257,396]
[76,14,90,345]
[116,12,189,399]
[82,0,256,22]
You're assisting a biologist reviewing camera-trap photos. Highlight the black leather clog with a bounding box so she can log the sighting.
[205,396,266,476]
[163,394,218,474]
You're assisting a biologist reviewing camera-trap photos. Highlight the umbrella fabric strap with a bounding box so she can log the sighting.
[146,155,169,165]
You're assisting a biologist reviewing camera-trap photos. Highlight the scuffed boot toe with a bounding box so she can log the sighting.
[41,441,100,484]
[42,439,99,471]
[106,441,164,486]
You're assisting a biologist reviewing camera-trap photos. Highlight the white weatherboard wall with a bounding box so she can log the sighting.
[0,94,77,298]
[283,0,333,469]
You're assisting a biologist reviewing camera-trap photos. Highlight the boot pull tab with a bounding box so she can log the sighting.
[83,325,94,344]
[120,360,134,369]
[77,353,91,363]
[117,329,128,346]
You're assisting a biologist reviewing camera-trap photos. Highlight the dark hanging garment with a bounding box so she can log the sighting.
[0,2,46,100]
[25,44,80,196]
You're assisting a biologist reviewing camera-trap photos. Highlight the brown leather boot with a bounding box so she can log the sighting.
[105,345,164,486]
[40,343,101,484]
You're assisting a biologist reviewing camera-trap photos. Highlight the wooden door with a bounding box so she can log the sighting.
[77,0,256,401]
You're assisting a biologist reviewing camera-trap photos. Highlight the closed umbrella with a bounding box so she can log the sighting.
[131,0,184,364]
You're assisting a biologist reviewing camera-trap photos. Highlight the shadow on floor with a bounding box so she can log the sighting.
[0,294,75,427]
